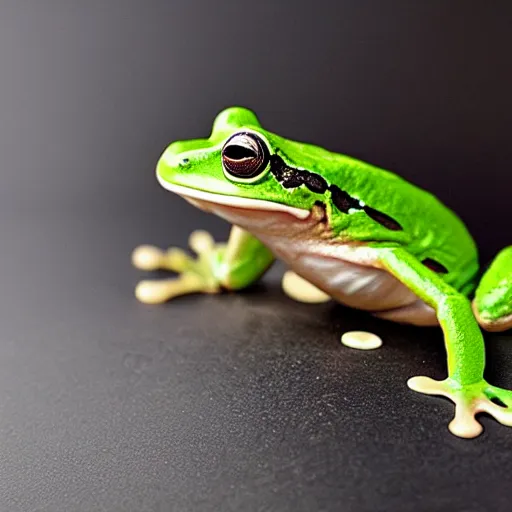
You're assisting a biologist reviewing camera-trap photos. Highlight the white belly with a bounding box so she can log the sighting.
[259,235,417,311]
[263,236,438,326]
[289,254,416,310]
[186,198,438,326]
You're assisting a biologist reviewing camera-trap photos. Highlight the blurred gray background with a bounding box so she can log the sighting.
[1,1,511,258]
[1,2,512,511]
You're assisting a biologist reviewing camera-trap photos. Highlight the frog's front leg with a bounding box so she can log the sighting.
[379,248,512,438]
[132,226,274,304]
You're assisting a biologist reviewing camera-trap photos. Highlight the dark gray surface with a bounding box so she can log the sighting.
[1,210,512,512]
[1,1,512,511]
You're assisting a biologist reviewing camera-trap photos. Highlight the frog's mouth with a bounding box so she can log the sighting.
[157,178,311,220]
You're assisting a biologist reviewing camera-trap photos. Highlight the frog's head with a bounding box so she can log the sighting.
[157,107,333,231]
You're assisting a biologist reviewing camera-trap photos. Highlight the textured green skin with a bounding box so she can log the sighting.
[475,246,512,322]
[157,106,512,429]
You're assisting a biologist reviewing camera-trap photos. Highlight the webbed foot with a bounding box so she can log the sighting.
[132,230,223,304]
[408,376,512,438]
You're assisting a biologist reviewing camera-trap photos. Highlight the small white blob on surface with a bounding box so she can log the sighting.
[282,270,331,303]
[341,331,383,350]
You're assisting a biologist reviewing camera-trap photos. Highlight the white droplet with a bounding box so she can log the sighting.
[282,271,331,303]
[341,331,383,350]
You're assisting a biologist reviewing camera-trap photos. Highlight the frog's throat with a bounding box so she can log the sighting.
[157,179,310,220]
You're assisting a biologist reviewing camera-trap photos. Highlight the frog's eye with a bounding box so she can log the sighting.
[221,132,270,182]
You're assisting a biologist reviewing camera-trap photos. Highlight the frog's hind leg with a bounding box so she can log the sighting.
[473,246,512,332]
[281,270,332,304]
[132,226,274,304]
[378,247,512,438]
[476,310,512,333]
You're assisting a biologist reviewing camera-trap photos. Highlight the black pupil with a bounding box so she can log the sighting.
[222,134,269,179]
[223,145,256,160]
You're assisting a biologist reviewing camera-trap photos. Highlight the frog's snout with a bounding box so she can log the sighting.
[158,141,188,168]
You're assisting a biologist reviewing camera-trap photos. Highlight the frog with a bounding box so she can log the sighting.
[132,106,512,439]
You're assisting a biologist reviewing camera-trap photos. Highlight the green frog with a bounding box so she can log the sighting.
[132,107,512,438]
